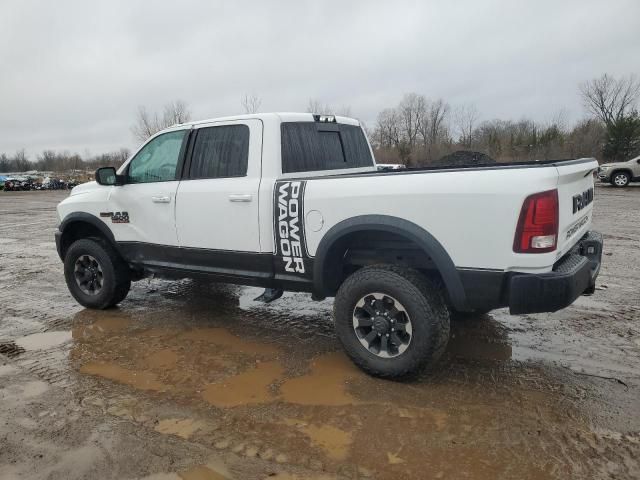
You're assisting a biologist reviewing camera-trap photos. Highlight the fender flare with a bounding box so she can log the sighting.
[312,215,468,310]
[57,212,119,259]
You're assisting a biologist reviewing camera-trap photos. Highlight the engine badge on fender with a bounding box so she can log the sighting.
[100,211,130,224]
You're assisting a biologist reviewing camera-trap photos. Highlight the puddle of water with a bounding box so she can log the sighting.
[72,316,131,339]
[21,380,50,398]
[80,362,170,392]
[202,361,283,408]
[145,349,179,369]
[280,352,362,406]
[386,451,406,465]
[0,364,19,376]
[15,331,72,351]
[179,460,231,480]
[289,421,352,461]
[179,328,280,357]
[267,474,336,480]
[155,418,206,439]
[2,380,50,401]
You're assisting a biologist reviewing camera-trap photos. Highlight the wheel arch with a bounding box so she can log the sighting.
[57,213,119,260]
[312,215,468,311]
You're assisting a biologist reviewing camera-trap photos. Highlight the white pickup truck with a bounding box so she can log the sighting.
[55,113,603,377]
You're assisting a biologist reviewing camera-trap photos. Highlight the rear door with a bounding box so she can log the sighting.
[175,119,263,254]
[555,158,599,257]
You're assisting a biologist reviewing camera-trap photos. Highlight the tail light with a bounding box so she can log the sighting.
[513,189,558,253]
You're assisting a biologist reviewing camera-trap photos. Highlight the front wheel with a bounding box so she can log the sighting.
[333,265,450,378]
[64,238,131,309]
[611,171,630,187]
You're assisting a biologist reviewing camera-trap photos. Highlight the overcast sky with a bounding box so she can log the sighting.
[1,0,639,156]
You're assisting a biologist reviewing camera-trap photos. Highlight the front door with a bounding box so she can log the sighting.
[109,128,189,252]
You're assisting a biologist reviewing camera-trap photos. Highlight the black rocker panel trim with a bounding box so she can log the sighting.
[117,242,314,291]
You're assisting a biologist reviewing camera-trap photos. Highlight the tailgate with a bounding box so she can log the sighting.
[554,158,599,257]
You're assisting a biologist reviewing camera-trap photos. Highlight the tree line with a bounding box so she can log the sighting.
[0,148,131,174]
[1,73,638,174]
[371,73,639,166]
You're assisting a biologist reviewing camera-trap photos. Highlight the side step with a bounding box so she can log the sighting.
[253,288,284,303]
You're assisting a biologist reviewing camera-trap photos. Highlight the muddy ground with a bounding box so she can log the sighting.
[0,186,639,480]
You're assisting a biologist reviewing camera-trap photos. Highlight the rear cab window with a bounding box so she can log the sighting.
[281,121,374,174]
[188,125,250,179]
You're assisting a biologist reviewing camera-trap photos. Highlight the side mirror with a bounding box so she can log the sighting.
[95,167,123,186]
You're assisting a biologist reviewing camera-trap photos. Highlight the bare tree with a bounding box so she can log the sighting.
[398,93,426,153]
[0,153,9,172]
[375,108,401,149]
[306,99,333,115]
[12,149,31,171]
[580,74,640,127]
[305,99,353,117]
[454,104,479,148]
[162,100,191,125]
[424,99,450,161]
[131,106,159,143]
[337,105,353,117]
[241,93,262,114]
[131,100,192,143]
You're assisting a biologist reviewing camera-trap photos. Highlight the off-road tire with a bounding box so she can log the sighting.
[333,265,450,378]
[64,238,131,309]
[611,171,630,188]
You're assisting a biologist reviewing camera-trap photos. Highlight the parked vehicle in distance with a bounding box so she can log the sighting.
[1,177,80,191]
[376,163,406,171]
[598,155,640,187]
[55,113,603,378]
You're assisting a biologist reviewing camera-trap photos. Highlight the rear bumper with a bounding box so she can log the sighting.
[508,231,603,314]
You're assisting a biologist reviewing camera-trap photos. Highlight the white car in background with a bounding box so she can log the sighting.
[598,155,640,187]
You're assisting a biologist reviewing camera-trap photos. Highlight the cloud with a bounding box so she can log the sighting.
[1,0,639,155]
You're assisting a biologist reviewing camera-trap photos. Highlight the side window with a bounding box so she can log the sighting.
[281,122,373,173]
[128,130,186,183]
[189,125,249,179]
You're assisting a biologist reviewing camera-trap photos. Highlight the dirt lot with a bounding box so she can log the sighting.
[0,186,639,480]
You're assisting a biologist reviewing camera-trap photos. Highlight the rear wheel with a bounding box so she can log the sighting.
[333,265,450,378]
[64,238,131,309]
[611,171,630,187]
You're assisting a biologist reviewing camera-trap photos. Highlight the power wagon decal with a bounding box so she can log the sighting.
[274,181,312,277]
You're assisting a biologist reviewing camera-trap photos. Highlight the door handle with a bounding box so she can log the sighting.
[228,194,253,202]
[151,195,171,203]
